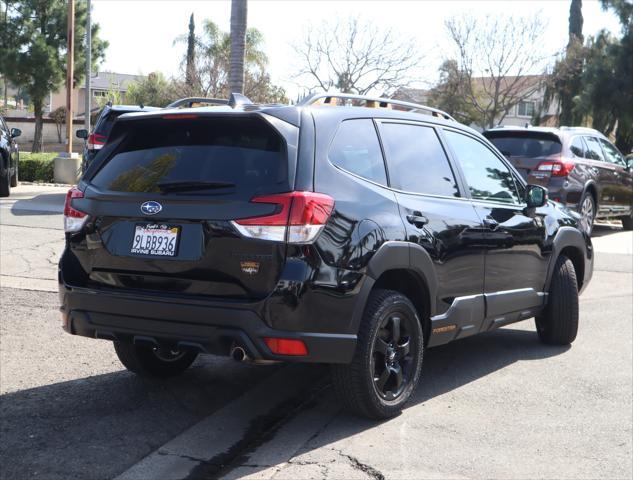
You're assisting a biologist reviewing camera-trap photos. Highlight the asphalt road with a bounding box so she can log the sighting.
[1,185,631,480]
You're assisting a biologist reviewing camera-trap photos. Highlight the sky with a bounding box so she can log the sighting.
[92,0,622,99]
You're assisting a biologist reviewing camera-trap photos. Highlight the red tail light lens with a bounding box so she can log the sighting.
[264,337,308,356]
[232,191,335,243]
[64,187,88,232]
[87,133,106,150]
[536,160,575,177]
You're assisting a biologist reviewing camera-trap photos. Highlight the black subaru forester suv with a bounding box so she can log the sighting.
[59,93,593,419]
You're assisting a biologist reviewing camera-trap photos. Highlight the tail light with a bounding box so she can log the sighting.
[231,191,334,244]
[64,187,89,232]
[536,160,575,177]
[264,337,308,356]
[87,133,106,150]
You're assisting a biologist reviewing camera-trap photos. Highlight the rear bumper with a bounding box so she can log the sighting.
[59,279,356,364]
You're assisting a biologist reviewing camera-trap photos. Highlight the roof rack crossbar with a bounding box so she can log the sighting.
[298,93,456,121]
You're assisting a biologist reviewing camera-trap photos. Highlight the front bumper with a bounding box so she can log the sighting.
[59,282,357,364]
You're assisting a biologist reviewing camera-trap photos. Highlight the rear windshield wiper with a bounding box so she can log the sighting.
[157,180,236,192]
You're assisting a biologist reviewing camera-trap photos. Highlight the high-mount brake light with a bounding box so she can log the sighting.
[536,160,575,177]
[87,133,106,150]
[231,191,335,244]
[162,114,199,120]
[63,187,89,233]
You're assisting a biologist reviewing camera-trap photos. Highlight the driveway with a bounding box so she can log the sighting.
[0,185,631,480]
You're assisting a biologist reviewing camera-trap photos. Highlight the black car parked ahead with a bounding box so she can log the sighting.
[59,93,593,419]
[0,115,21,197]
[483,126,633,234]
[76,103,160,171]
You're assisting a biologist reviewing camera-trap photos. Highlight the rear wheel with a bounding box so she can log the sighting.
[113,342,198,378]
[535,256,579,345]
[578,192,595,235]
[331,289,424,419]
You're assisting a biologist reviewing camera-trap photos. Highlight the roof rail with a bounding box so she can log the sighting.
[166,97,229,109]
[298,93,456,121]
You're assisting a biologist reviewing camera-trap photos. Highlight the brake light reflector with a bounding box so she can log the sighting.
[63,187,88,232]
[87,133,106,150]
[232,191,334,244]
[264,337,308,356]
[536,160,575,177]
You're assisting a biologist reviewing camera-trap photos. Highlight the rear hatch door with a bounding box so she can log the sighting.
[72,113,296,299]
[484,130,562,183]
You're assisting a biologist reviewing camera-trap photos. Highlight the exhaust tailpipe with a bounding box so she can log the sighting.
[230,344,249,362]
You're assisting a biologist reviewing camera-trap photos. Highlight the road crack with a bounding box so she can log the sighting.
[332,448,385,480]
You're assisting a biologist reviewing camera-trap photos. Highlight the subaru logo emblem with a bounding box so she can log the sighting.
[140,201,162,215]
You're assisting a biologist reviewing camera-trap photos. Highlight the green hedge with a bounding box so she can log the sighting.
[19,153,57,183]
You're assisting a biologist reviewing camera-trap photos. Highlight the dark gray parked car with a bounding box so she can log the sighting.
[483,126,633,234]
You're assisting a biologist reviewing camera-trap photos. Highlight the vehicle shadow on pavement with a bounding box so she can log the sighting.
[216,326,571,478]
[10,193,66,215]
[592,223,624,238]
[0,357,280,480]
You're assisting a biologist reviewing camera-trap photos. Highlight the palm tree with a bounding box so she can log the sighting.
[228,0,247,94]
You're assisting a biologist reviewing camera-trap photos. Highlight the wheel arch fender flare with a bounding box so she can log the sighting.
[545,226,592,292]
[349,241,438,334]
[581,180,599,207]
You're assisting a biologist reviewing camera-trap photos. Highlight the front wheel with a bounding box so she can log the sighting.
[10,164,18,188]
[621,213,633,231]
[114,342,198,378]
[331,289,424,419]
[536,256,579,345]
[0,168,10,197]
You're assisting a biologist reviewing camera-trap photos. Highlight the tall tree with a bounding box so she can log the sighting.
[3,0,107,152]
[427,59,479,125]
[445,14,548,128]
[294,17,422,95]
[228,0,248,94]
[552,0,585,126]
[185,13,197,88]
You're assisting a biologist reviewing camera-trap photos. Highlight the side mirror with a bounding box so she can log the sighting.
[526,184,548,208]
[76,129,88,140]
[10,128,21,138]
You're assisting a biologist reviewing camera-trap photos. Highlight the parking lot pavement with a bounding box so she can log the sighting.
[1,185,632,480]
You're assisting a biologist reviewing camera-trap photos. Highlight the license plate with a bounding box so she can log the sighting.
[131,224,180,257]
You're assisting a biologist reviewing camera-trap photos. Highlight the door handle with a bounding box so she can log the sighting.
[406,213,429,228]
[483,217,499,231]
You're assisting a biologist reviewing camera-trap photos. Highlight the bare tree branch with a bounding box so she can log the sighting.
[292,17,423,96]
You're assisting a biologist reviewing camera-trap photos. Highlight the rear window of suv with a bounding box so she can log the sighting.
[485,131,562,158]
[90,116,288,196]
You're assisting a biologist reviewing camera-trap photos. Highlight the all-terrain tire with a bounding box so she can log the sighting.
[113,342,198,378]
[535,256,579,345]
[331,289,424,419]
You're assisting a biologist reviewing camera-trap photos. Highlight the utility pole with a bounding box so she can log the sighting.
[84,0,91,132]
[65,0,75,154]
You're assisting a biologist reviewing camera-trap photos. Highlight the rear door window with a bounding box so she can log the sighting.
[328,119,387,185]
[444,130,521,204]
[90,116,288,197]
[379,122,459,197]
[584,136,605,161]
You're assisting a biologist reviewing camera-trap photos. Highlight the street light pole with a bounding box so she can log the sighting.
[66,0,75,154]
[84,0,91,132]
